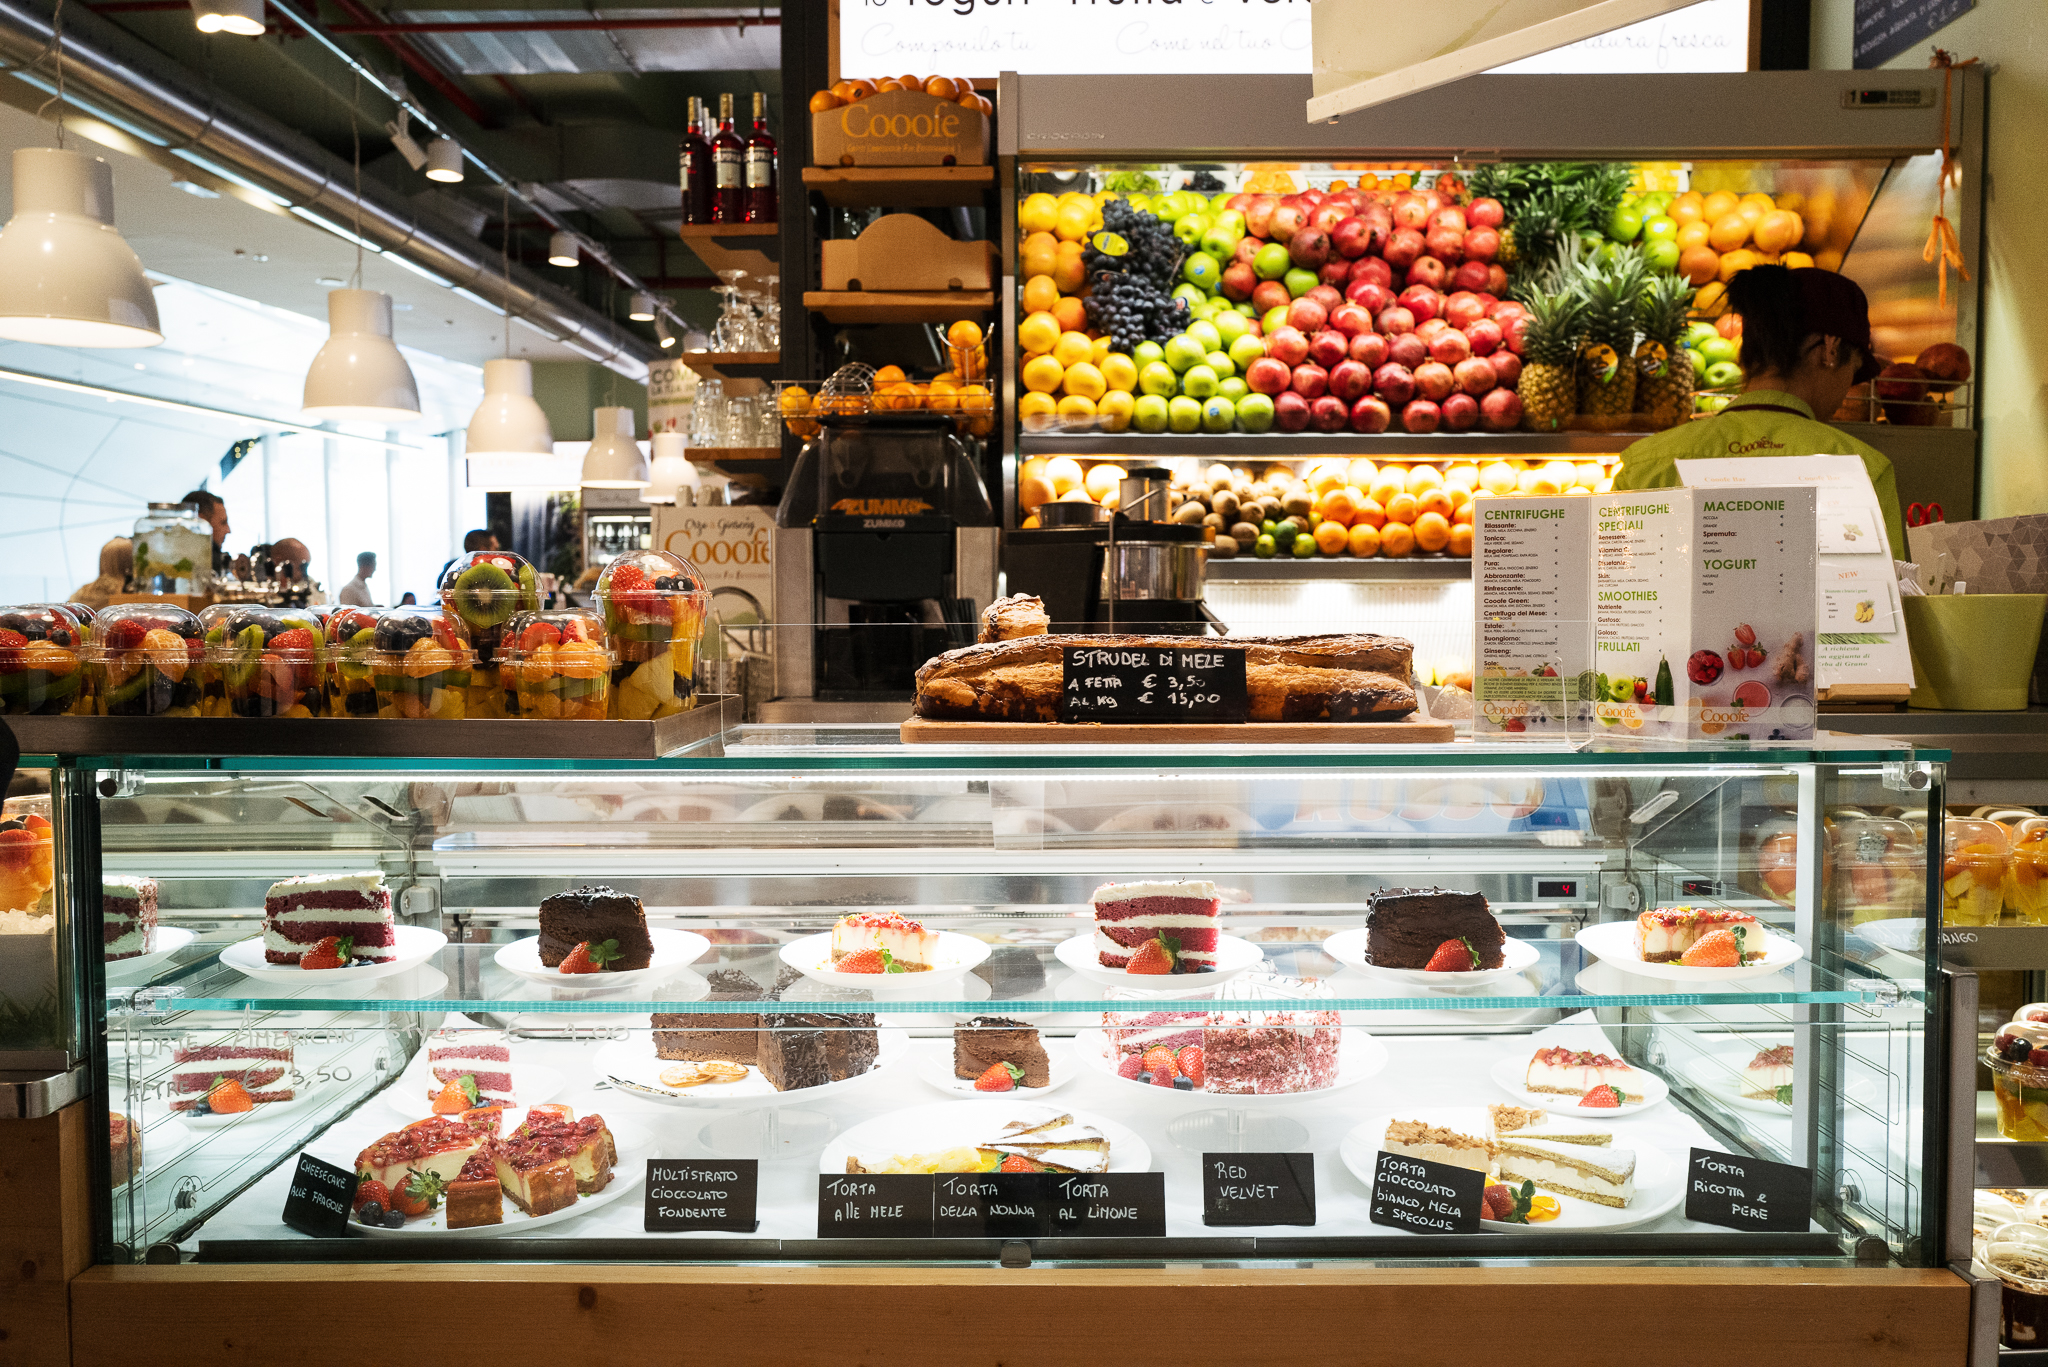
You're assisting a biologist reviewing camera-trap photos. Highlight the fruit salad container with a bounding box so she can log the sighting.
[1830,817,1924,925]
[196,605,326,718]
[1991,1023,2048,1142]
[0,605,90,715]
[594,549,709,720]
[0,796,55,913]
[323,606,382,719]
[86,604,204,718]
[1945,816,2009,926]
[501,610,612,720]
[439,549,540,717]
[372,607,475,720]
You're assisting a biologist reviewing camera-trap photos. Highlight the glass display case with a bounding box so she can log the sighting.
[42,731,1946,1267]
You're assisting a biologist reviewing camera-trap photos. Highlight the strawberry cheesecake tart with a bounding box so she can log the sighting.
[1524,1046,1638,1102]
[1091,880,1219,973]
[830,911,936,972]
[1742,1044,1795,1101]
[262,872,395,965]
[1634,905,1762,964]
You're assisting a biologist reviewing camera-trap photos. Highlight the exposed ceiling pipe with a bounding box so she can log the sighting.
[331,15,783,33]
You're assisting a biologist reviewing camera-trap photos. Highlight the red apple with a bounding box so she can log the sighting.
[1274,389,1312,433]
[1383,228,1425,269]
[1372,363,1416,407]
[1220,261,1256,302]
[1289,227,1331,269]
[1232,236,1263,267]
[1318,260,1352,288]
[1388,332,1428,370]
[1290,363,1329,399]
[1332,215,1374,259]
[1468,197,1505,229]
[1346,280,1395,314]
[1328,358,1372,402]
[1392,195,1430,230]
[1451,261,1492,295]
[1270,198,1306,243]
[1265,326,1310,367]
[1308,329,1349,369]
[1464,226,1500,264]
[1330,303,1374,338]
[1350,394,1393,433]
[1398,285,1442,324]
[1348,331,1389,368]
[1400,398,1442,433]
[1407,255,1448,291]
[1243,195,1279,238]
[1441,391,1480,431]
[1465,317,1503,356]
[1454,355,1499,395]
[1252,280,1291,315]
[1310,394,1351,432]
[1309,201,1347,236]
[1490,351,1522,389]
[1429,329,1473,368]
[1348,255,1393,288]
[1287,297,1329,334]
[1480,387,1523,430]
[1486,265,1509,295]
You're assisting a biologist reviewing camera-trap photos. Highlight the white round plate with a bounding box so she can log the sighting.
[343,1116,652,1238]
[1074,1026,1388,1104]
[173,1084,312,1128]
[1340,1108,1685,1233]
[383,1063,568,1122]
[1575,919,1802,983]
[821,1100,1151,1176]
[591,1027,904,1108]
[104,927,198,983]
[494,928,710,989]
[1052,932,1265,993]
[1323,930,1541,993]
[219,924,447,986]
[911,1036,1077,1098]
[1489,1052,1668,1116]
[778,929,990,993]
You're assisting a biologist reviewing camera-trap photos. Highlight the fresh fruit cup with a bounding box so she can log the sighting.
[196,605,326,718]
[439,550,540,717]
[0,605,89,715]
[594,549,709,720]
[323,605,382,719]
[2008,819,2048,926]
[1945,817,2009,926]
[0,797,55,913]
[1991,1023,2048,1140]
[87,603,203,718]
[1831,817,1924,925]
[372,606,475,719]
[502,609,611,719]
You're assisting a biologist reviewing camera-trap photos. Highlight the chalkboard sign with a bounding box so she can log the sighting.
[283,1153,358,1238]
[645,1159,758,1233]
[1685,1148,1813,1232]
[1368,1151,1484,1235]
[817,1174,934,1239]
[1057,644,1249,724]
[933,1172,1053,1238]
[1047,1172,1166,1237]
[1203,1153,1316,1227]
[1854,0,1973,68]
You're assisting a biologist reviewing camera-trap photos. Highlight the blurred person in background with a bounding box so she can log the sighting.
[438,527,498,588]
[339,552,377,607]
[177,489,232,573]
[70,537,133,610]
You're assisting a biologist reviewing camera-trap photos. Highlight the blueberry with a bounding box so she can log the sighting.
[1137,1072,1153,1086]
[2015,1039,2034,1064]
[383,1209,405,1228]
[358,1200,383,1224]
[191,1099,211,1115]
[1173,1076,1194,1090]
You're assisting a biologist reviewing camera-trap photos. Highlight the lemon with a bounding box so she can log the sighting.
[1019,193,1059,234]
[1020,231,1059,280]
[1052,330,1094,369]
[1044,456,1085,494]
[1083,463,1125,499]
[1017,310,1060,356]
[1099,352,1138,393]
[1053,202,1093,243]
[1022,353,1066,393]
[1062,362,1107,401]
[1096,390,1135,432]
[1021,274,1060,315]
[1019,391,1059,432]
[1055,393,1098,429]
[1090,335,1113,365]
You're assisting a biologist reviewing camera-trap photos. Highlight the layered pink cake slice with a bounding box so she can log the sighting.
[263,872,395,965]
[427,1027,515,1108]
[169,1037,294,1110]
[1205,978,1340,1095]
[1091,880,1220,973]
[1525,1046,1637,1100]
[104,875,158,962]
[1105,1009,1205,1069]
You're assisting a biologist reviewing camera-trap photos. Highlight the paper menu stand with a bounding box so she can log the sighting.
[1471,496,1597,739]
[1677,456,1912,696]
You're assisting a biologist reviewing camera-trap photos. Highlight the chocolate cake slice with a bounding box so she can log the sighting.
[756,1016,829,1091]
[954,1017,1050,1088]
[1363,887,1505,970]
[653,969,762,1063]
[537,884,654,971]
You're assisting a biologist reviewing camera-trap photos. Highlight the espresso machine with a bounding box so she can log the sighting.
[1003,466,1222,634]
[772,412,997,710]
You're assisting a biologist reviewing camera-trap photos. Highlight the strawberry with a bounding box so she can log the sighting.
[559,939,622,974]
[999,1154,1044,1173]
[432,1075,479,1114]
[104,618,146,651]
[1175,1045,1205,1088]
[352,1177,392,1212]
[269,627,316,656]
[518,620,563,652]
[1482,1183,1512,1220]
[0,628,25,652]
[606,563,653,598]
[1679,927,1743,968]
[206,1077,254,1114]
[388,1166,446,1217]
[1423,937,1480,972]
[974,1061,1024,1092]
[1125,937,1176,975]
[1116,1054,1145,1081]
[299,935,352,971]
[1141,1046,1178,1083]
[836,948,887,974]
[1580,1083,1625,1108]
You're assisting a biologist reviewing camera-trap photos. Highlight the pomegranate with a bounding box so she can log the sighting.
[1309,395,1351,432]
[1407,256,1448,290]
[1348,331,1389,368]
[1489,351,1522,390]
[1467,196,1505,229]
[1463,226,1500,263]
[1287,297,1329,334]
[1350,394,1393,433]
[1307,329,1349,369]
[1443,291,1487,330]
[1428,329,1472,367]
[1398,284,1442,323]
[1328,358,1373,402]
[1329,303,1374,338]
[1269,198,1307,243]
[1376,306,1416,336]
[1465,317,1503,356]
[1413,360,1456,402]
[1265,326,1310,367]
[1273,390,1312,432]
[1454,356,1499,395]
[1441,391,1480,431]
[1346,280,1395,314]
[1424,225,1465,264]
[1348,255,1393,289]
[1387,332,1428,370]
[1290,362,1330,399]
[1479,387,1522,430]
[1400,398,1442,433]
[1372,362,1416,406]
[1383,228,1425,269]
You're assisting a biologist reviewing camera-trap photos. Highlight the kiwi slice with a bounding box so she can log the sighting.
[451,561,518,627]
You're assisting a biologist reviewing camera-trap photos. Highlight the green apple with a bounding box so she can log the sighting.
[1133,339,1166,368]
[1127,193,1152,214]
[1138,361,1179,397]
[1132,393,1171,433]
[1182,251,1222,292]
[1204,350,1235,379]
[1684,321,1719,348]
[1698,336,1739,366]
[1704,360,1745,389]
[1200,223,1244,260]
[1639,190,1674,214]
[1691,349,1709,380]
[1252,243,1292,281]
[1217,377,1249,404]
[1262,306,1289,335]
[1201,396,1237,433]
[1606,204,1644,242]
[1181,364,1220,400]
[1171,283,1206,308]
[1236,392,1275,432]
[1214,311,1250,348]
[1642,238,1681,274]
[1172,212,1210,246]
[1227,333,1265,370]
[1163,333,1206,373]
[1283,268,1318,298]
[1641,215,1679,242]
[1186,319,1222,354]
[1167,395,1203,433]
[1210,190,1236,213]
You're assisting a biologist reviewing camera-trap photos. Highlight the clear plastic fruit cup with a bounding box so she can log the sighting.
[2007,818,2048,927]
[0,605,90,715]
[594,549,709,720]
[196,604,327,718]
[501,609,611,720]
[1830,817,1923,926]
[1945,816,2009,926]
[87,603,204,718]
[439,550,540,717]
[0,793,55,913]
[323,605,382,719]
[372,606,475,720]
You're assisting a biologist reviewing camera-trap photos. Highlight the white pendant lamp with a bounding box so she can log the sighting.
[190,0,264,35]
[548,231,579,267]
[0,148,162,348]
[424,137,464,183]
[642,431,697,504]
[462,355,566,486]
[302,288,421,422]
[581,405,648,488]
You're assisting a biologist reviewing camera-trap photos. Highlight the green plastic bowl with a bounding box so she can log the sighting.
[1903,593,2048,711]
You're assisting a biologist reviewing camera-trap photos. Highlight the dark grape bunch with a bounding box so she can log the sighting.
[1081,198,1189,353]
[1186,170,1226,192]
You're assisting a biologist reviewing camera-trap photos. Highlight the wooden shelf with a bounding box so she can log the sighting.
[682,352,780,375]
[802,165,994,207]
[688,446,783,461]
[804,290,992,324]
[678,222,780,239]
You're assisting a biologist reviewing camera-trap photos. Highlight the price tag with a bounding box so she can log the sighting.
[1058,645,1249,724]
[645,1159,758,1233]
[932,1172,1052,1238]
[282,1153,358,1238]
[1368,1151,1484,1234]
[1685,1148,1813,1231]
[1047,1172,1166,1237]
[1203,1153,1316,1227]
[816,1174,934,1239]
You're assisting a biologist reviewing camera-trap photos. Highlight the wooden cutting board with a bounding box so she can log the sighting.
[899,712,1456,745]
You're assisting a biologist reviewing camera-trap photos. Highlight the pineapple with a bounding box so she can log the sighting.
[1517,290,1586,433]
[1634,273,1697,430]
[1574,250,1650,430]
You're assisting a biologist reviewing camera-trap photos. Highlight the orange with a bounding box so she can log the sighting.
[1443,462,1479,491]
[809,90,843,113]
[948,319,983,349]
[1405,464,1443,495]
[1718,247,1760,282]
[1052,330,1093,369]
[1052,241,1088,293]
[1021,274,1060,315]
[1055,393,1097,429]
[1017,309,1060,355]
[1051,295,1088,333]
[1737,192,1775,224]
[1320,488,1358,526]
[1044,456,1085,494]
[1478,461,1518,495]
[1310,463,1347,496]
[1669,191,1706,225]
[897,75,919,91]
[1352,496,1386,530]
[1380,521,1415,557]
[1022,353,1065,393]
[875,79,903,94]
[1062,361,1106,401]
[926,377,961,412]
[1707,213,1752,252]
[1368,471,1405,507]
[844,79,876,100]
[1701,190,1740,223]
[1384,492,1419,526]
[1018,194,1059,234]
[1089,335,1113,366]
[1452,501,1475,526]
[1448,523,1474,557]
[1752,209,1803,255]
[1313,520,1349,555]
[1783,250,1815,270]
[1413,511,1451,553]
[1675,221,1712,252]
[830,80,857,101]
[925,76,959,100]
[1095,390,1133,432]
[1678,246,1721,286]
[1347,523,1381,558]
[1021,233,1060,281]
[1347,457,1378,489]
[873,364,907,385]
[1414,488,1453,520]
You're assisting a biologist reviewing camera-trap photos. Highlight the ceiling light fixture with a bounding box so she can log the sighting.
[628,291,656,321]
[302,288,422,422]
[0,149,164,348]
[655,317,675,348]
[548,231,579,267]
[641,431,693,505]
[581,405,648,488]
[424,136,464,183]
[465,181,556,488]
[170,176,220,199]
[190,0,265,36]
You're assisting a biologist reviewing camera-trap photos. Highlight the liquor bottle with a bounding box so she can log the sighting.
[680,97,713,226]
[711,92,745,224]
[743,90,778,224]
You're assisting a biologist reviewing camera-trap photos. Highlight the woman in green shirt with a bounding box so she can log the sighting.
[1612,265,1905,558]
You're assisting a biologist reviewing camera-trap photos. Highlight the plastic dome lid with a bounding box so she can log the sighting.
[594,547,707,600]
[324,605,382,645]
[500,608,607,663]
[195,603,323,655]
[1947,817,2011,857]
[88,601,202,646]
[0,603,90,648]
[373,604,472,654]
[1831,816,1921,862]
[1991,1019,2048,1064]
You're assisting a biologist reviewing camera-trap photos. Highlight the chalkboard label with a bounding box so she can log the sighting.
[1203,1152,1316,1227]
[1853,0,1973,68]
[817,1174,934,1239]
[1368,1151,1484,1234]
[283,1153,358,1238]
[645,1159,759,1233]
[1058,645,1249,724]
[1685,1148,1813,1232]
[933,1171,1053,1238]
[1048,1172,1166,1237]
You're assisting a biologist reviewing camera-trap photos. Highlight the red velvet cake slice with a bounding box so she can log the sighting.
[103,875,158,962]
[427,1027,515,1109]
[1091,880,1220,972]
[263,872,395,965]
[169,1037,294,1110]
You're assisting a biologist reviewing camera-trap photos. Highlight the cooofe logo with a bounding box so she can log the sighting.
[838,99,967,142]
[1690,695,1762,735]
[1593,698,1646,730]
